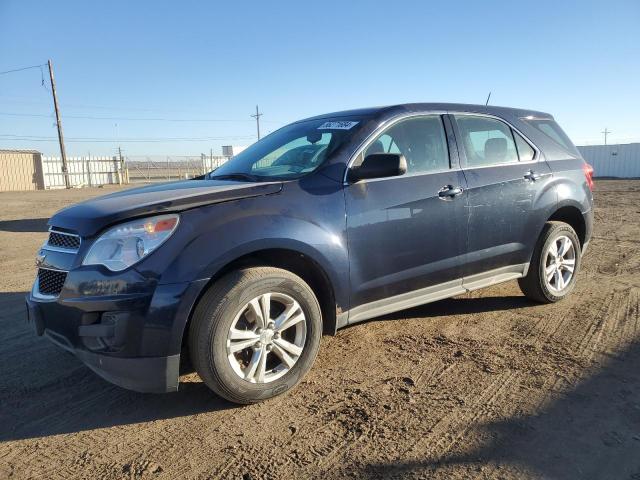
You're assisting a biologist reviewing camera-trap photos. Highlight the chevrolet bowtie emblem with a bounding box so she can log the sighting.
[35,252,46,268]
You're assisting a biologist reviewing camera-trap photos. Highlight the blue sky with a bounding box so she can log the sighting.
[1,0,638,156]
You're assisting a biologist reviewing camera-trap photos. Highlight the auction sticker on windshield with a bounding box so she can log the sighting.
[317,121,359,130]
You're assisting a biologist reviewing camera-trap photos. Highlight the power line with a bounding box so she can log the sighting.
[1,66,284,125]
[0,133,256,143]
[0,112,54,118]
[0,96,283,122]
[0,63,46,76]
[0,133,256,140]
[1,139,254,143]
[0,110,276,123]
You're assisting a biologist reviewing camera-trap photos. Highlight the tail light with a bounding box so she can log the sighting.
[583,163,594,191]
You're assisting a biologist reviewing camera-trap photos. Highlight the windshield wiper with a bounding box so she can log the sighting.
[209,172,260,182]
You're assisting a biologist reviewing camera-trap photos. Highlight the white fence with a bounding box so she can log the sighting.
[41,156,124,189]
[578,144,640,178]
[39,154,231,188]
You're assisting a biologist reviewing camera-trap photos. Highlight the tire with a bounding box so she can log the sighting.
[518,221,582,303]
[188,267,322,404]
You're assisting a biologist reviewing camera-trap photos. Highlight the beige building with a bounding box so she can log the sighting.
[0,149,45,191]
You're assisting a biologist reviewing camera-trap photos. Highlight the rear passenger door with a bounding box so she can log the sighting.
[451,114,552,278]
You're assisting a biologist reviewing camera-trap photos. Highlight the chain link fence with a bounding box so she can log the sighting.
[125,155,230,183]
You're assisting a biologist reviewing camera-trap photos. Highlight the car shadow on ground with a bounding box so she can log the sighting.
[335,338,640,479]
[379,294,533,322]
[0,291,236,443]
[335,294,534,335]
[0,218,49,233]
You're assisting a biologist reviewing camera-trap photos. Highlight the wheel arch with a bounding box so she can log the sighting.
[547,205,586,247]
[179,247,340,356]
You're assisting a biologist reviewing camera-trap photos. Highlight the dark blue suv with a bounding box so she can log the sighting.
[26,103,594,404]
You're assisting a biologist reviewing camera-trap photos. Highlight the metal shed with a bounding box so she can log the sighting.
[0,149,45,191]
[578,143,640,178]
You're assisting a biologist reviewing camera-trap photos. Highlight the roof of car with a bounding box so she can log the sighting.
[297,103,553,123]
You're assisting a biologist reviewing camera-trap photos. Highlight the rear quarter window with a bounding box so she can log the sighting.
[522,118,580,156]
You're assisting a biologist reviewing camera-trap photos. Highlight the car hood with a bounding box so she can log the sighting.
[49,179,283,236]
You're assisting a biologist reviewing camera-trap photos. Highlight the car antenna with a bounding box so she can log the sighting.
[485,91,491,105]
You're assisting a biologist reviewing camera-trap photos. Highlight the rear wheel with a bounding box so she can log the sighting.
[188,267,322,404]
[518,221,582,303]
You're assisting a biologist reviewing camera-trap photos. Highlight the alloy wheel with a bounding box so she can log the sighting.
[544,235,576,292]
[226,292,307,383]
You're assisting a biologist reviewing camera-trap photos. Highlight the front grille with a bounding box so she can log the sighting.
[48,230,81,250]
[38,268,67,296]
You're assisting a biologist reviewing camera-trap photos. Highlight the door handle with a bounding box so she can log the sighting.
[523,170,541,181]
[438,185,464,199]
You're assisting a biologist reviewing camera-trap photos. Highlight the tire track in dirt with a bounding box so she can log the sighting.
[605,287,639,356]
[368,368,519,477]
[574,287,640,361]
[572,288,615,359]
[274,334,463,474]
[419,332,571,469]
[306,277,618,478]
[323,363,457,465]
[262,356,462,478]
[379,283,613,475]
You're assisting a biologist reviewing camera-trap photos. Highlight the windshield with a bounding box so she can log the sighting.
[210,117,366,180]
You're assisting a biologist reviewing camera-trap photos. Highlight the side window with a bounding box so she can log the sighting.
[454,115,519,167]
[364,116,450,174]
[370,133,401,155]
[513,131,535,161]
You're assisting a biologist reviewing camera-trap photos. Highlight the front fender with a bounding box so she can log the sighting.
[196,229,348,297]
[146,179,349,311]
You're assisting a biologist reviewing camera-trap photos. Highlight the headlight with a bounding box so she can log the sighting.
[83,214,180,271]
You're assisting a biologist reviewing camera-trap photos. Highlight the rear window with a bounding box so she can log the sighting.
[522,118,579,155]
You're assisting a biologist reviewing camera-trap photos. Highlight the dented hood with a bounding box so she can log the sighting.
[49,179,283,236]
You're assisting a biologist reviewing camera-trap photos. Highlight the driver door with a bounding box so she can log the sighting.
[344,115,468,322]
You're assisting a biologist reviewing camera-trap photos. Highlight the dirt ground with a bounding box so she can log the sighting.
[1,180,639,480]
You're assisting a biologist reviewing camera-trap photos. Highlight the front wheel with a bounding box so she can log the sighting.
[518,221,582,303]
[188,267,322,404]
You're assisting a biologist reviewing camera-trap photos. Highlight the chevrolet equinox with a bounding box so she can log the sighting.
[26,103,594,404]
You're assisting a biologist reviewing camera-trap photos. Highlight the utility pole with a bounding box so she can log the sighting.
[602,128,611,145]
[251,105,262,140]
[48,59,70,189]
[118,145,124,174]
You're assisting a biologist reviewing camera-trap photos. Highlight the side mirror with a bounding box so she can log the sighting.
[348,153,407,182]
